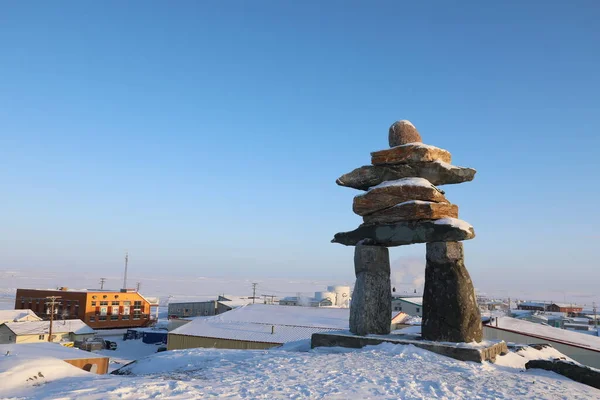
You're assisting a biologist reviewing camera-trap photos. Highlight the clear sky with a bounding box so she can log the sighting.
[1,1,599,296]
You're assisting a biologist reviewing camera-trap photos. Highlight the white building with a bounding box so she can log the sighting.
[0,310,42,324]
[0,319,95,344]
[392,297,423,317]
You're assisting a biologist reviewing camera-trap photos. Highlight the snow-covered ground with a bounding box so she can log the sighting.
[1,342,599,399]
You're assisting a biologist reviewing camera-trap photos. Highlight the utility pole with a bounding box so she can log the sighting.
[100,278,106,290]
[123,251,129,289]
[136,282,141,292]
[252,283,258,304]
[593,302,598,337]
[46,296,61,342]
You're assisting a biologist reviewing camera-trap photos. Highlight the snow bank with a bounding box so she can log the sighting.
[0,356,89,395]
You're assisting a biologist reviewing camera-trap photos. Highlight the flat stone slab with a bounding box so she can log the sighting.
[362,201,458,225]
[336,162,476,190]
[353,178,448,216]
[371,143,451,165]
[332,218,475,247]
[311,331,508,363]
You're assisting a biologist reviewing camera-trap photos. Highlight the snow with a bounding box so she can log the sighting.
[0,356,90,394]
[0,309,40,323]
[494,345,576,369]
[398,296,423,306]
[93,336,161,372]
[368,177,435,191]
[492,317,600,351]
[0,342,107,361]
[171,319,339,345]
[199,303,350,329]
[3,319,94,335]
[389,142,447,152]
[170,304,350,344]
[2,343,598,399]
[433,217,474,231]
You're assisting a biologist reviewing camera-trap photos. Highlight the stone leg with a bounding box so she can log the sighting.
[422,241,483,343]
[350,245,392,336]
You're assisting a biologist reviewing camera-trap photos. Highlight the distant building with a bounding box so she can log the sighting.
[547,303,583,315]
[14,287,159,329]
[278,286,351,308]
[168,295,268,319]
[0,309,42,324]
[168,304,350,351]
[0,319,95,344]
[392,297,423,317]
[516,301,547,311]
[0,342,109,374]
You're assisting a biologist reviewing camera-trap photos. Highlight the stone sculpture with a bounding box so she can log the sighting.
[333,120,483,342]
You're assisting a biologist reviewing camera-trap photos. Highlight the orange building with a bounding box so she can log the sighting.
[14,287,159,329]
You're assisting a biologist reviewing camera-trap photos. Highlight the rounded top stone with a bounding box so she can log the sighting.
[388,120,422,147]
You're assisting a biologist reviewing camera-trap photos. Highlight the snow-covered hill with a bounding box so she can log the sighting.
[1,342,598,399]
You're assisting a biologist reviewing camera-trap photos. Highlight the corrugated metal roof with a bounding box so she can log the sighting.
[3,319,94,335]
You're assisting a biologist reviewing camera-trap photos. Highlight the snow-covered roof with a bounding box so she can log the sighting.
[0,309,41,323]
[170,304,351,343]
[170,320,338,345]
[0,343,106,361]
[551,303,582,309]
[517,301,546,307]
[2,319,94,336]
[398,297,423,306]
[218,295,262,308]
[213,304,349,328]
[491,317,600,352]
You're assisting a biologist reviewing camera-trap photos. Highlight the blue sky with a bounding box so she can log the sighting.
[1,2,599,296]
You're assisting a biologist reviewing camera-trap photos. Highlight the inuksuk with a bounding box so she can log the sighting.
[333,120,483,343]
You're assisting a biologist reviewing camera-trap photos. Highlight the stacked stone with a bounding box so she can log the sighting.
[333,120,483,343]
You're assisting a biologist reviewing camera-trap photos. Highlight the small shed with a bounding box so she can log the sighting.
[0,342,109,374]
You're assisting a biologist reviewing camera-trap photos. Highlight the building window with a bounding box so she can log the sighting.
[112,301,119,306]
[38,335,45,340]
[98,316,107,321]
[416,307,420,313]
[90,316,95,322]
[103,295,108,299]
[91,301,96,306]
[111,315,119,320]
[133,311,141,320]
[123,301,131,306]
[133,301,142,309]
[122,315,130,320]
[100,301,108,306]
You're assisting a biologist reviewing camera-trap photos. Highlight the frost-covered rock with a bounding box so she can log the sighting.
[371,143,451,165]
[332,218,475,246]
[388,120,422,147]
[362,200,458,225]
[336,161,476,190]
[352,177,447,216]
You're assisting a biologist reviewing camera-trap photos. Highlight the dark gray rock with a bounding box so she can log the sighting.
[422,242,483,343]
[525,359,600,389]
[332,219,475,247]
[388,120,422,147]
[350,245,391,335]
[336,162,476,190]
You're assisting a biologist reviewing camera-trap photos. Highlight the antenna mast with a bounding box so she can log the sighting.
[123,251,129,289]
